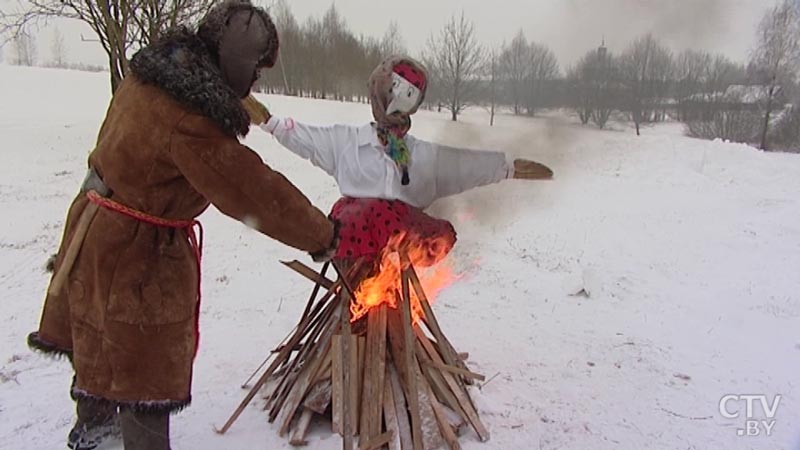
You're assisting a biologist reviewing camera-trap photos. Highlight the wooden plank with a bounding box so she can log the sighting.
[411,330,490,442]
[413,363,445,450]
[289,408,314,446]
[414,340,465,424]
[358,431,394,450]
[303,379,332,415]
[401,270,424,450]
[360,305,388,441]
[386,300,411,389]
[267,283,341,414]
[216,280,341,434]
[356,335,365,434]
[339,276,355,450]
[312,351,333,385]
[404,262,461,373]
[282,260,335,290]
[349,334,359,436]
[269,298,338,421]
[278,308,341,436]
[419,377,461,450]
[331,335,343,435]
[240,260,327,391]
[421,359,485,382]
[440,405,466,435]
[388,365,413,450]
[382,365,402,450]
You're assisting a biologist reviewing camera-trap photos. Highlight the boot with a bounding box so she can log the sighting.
[119,409,171,450]
[67,397,121,450]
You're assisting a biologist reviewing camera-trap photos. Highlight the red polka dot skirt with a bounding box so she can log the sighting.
[329,197,457,266]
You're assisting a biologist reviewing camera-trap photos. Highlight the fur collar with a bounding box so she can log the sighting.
[129,29,249,137]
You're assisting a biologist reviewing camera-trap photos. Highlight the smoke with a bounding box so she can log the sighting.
[426,114,573,229]
[554,0,741,63]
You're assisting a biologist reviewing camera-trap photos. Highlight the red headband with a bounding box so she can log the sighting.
[393,63,426,90]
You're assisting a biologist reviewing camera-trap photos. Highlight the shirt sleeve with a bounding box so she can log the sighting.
[261,116,358,177]
[425,139,512,200]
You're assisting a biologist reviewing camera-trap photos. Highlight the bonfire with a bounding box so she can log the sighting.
[218,231,489,450]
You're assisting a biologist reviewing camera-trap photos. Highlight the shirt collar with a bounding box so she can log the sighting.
[357,123,381,147]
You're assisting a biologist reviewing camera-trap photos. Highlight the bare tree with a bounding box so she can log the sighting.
[569,45,618,128]
[568,56,594,125]
[620,34,673,135]
[266,0,301,95]
[705,55,743,93]
[13,28,36,66]
[675,50,711,120]
[524,42,559,116]
[499,30,529,115]
[750,0,800,150]
[50,26,66,67]
[485,47,500,126]
[258,3,388,102]
[423,12,484,121]
[1,1,214,92]
[380,21,406,58]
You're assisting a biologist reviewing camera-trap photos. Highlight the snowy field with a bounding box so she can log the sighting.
[1,64,798,450]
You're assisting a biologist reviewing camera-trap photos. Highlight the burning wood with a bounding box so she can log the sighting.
[218,239,489,450]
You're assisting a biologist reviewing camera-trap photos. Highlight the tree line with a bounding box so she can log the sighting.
[2,0,798,151]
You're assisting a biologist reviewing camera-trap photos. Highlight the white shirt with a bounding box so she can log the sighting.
[261,116,512,209]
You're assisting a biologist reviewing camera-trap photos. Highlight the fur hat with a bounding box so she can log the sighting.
[197,0,279,98]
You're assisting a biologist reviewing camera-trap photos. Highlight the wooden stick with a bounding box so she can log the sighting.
[412,329,490,442]
[278,308,341,436]
[331,335,343,435]
[289,408,314,446]
[303,379,332,415]
[401,269,424,450]
[413,362,445,450]
[440,405,467,436]
[388,365,413,450]
[421,359,486,382]
[312,349,333,386]
[420,376,461,450]
[282,260,335,290]
[403,260,462,372]
[268,295,339,419]
[336,261,356,450]
[349,334,359,437]
[356,335,366,434]
[359,305,388,441]
[386,299,411,390]
[266,275,343,412]
[216,281,340,434]
[358,431,394,450]
[414,339,465,423]
[299,261,331,322]
[382,365,402,450]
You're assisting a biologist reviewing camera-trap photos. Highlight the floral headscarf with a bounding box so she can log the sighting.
[367,55,428,185]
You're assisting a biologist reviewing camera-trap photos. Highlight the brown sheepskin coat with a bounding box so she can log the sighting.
[28,30,333,413]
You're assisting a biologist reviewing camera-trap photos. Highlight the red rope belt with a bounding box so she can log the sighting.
[86,190,204,355]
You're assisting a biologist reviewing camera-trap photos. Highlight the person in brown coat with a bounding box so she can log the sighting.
[26,2,336,449]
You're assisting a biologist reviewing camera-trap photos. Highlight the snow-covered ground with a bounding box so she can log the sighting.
[1,64,798,450]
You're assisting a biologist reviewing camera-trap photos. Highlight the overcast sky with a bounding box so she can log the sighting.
[1,0,773,69]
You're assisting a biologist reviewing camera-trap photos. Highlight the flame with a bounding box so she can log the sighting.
[351,232,458,323]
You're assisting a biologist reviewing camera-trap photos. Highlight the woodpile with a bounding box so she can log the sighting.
[217,255,489,450]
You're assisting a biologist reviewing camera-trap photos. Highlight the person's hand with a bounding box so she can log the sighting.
[309,220,341,263]
[512,159,553,180]
[242,94,271,125]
